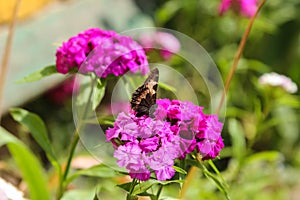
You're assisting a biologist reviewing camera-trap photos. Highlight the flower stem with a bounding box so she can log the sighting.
[56,75,97,199]
[179,166,199,199]
[216,0,267,115]
[128,178,137,197]
[62,129,80,181]
[156,184,163,199]
[0,0,21,123]
[180,0,267,199]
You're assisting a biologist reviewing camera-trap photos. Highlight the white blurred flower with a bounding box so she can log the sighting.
[259,72,298,93]
[0,178,24,200]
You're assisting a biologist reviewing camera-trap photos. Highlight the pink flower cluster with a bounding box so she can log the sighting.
[218,0,258,17]
[139,32,181,60]
[47,76,79,104]
[105,99,224,181]
[155,99,224,160]
[106,113,181,181]
[56,28,149,78]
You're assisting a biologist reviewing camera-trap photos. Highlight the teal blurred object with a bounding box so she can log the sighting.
[0,0,153,114]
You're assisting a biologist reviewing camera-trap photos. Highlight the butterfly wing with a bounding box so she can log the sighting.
[130,68,159,117]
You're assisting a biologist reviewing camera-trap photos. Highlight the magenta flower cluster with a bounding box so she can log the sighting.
[56,28,149,78]
[218,0,258,17]
[155,99,224,160]
[106,99,224,181]
[139,32,181,60]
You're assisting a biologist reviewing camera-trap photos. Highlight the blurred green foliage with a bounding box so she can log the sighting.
[141,0,300,199]
[1,0,300,199]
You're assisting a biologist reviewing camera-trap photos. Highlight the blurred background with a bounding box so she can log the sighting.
[0,0,300,199]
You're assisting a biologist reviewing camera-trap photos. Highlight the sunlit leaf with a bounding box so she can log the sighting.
[132,180,183,196]
[158,82,177,93]
[0,127,50,200]
[155,0,182,25]
[66,164,121,185]
[117,182,132,193]
[208,160,229,188]
[199,163,231,200]
[92,79,106,110]
[117,179,183,196]
[277,95,300,108]
[245,151,283,165]
[10,108,58,164]
[16,65,57,83]
[61,188,96,200]
[173,166,187,174]
[274,106,299,147]
[228,118,246,162]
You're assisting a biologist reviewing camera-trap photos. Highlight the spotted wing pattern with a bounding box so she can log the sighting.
[130,68,159,117]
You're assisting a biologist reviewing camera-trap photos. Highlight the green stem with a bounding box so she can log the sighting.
[63,130,80,183]
[128,178,137,195]
[156,184,163,199]
[178,159,185,188]
[55,162,63,200]
[56,75,97,199]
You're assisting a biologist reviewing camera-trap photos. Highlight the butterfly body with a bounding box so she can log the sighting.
[130,68,159,117]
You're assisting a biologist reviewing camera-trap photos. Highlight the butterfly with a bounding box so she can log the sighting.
[130,68,159,117]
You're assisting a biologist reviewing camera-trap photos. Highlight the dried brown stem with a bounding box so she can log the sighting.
[0,0,21,122]
[180,0,266,198]
[216,0,267,115]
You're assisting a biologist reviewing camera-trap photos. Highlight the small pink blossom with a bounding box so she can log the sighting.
[46,76,79,104]
[218,0,258,17]
[139,32,181,60]
[105,102,130,115]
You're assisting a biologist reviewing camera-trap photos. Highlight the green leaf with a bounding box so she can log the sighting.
[82,115,114,125]
[92,79,106,110]
[137,192,156,197]
[277,95,300,108]
[117,182,132,192]
[126,195,138,200]
[97,116,114,125]
[158,82,177,93]
[245,151,283,165]
[185,158,201,168]
[199,163,231,200]
[155,0,182,25]
[150,196,158,200]
[208,160,229,189]
[131,180,183,196]
[66,164,121,185]
[274,106,299,147]
[16,65,57,83]
[10,108,58,164]
[228,118,246,162]
[131,180,156,196]
[61,188,96,200]
[173,166,187,174]
[118,179,183,196]
[0,127,50,200]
